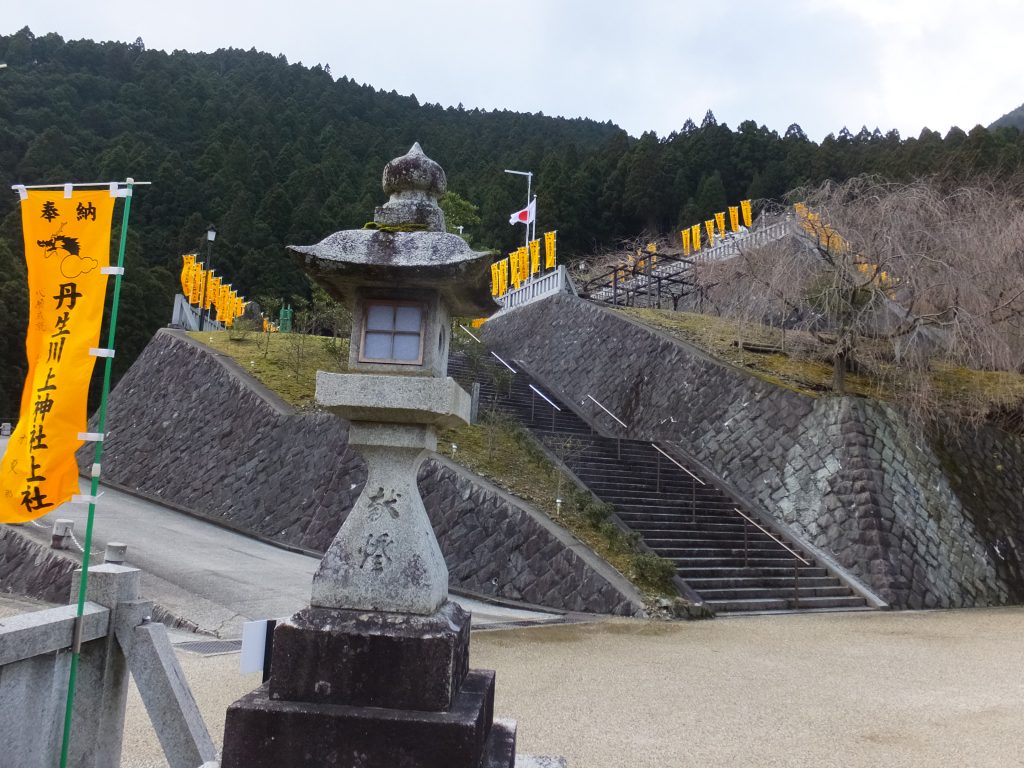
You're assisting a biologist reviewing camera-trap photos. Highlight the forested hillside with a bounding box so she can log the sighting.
[1,26,1023,417]
[990,103,1024,132]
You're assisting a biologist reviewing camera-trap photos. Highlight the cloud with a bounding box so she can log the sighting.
[60,254,98,278]
[7,0,1024,141]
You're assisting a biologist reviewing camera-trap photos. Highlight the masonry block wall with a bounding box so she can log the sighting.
[481,293,1024,609]
[0,527,76,603]
[81,329,642,616]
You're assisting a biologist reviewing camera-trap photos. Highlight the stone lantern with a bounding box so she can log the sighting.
[221,144,515,768]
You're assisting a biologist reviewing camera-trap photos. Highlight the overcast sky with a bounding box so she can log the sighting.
[3,0,1020,141]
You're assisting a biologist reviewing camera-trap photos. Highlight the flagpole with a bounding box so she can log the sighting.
[525,175,531,255]
[59,178,136,768]
[503,168,533,268]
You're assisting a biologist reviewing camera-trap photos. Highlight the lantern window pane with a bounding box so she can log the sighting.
[366,304,394,331]
[392,334,421,361]
[395,305,422,332]
[364,332,393,359]
[359,301,425,365]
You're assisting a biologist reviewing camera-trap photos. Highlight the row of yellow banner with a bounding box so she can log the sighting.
[795,203,897,288]
[180,255,248,327]
[491,231,557,297]
[681,199,753,256]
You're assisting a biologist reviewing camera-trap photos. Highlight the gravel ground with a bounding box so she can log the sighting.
[115,606,1024,768]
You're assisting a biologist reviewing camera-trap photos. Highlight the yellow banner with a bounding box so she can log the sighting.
[510,252,520,289]
[544,231,556,269]
[729,206,740,232]
[180,254,196,295]
[715,212,726,237]
[189,264,203,305]
[206,274,221,311]
[518,246,529,282]
[217,283,231,321]
[704,219,715,246]
[691,224,701,252]
[681,229,691,255]
[0,190,115,522]
[741,199,752,228]
[529,239,540,275]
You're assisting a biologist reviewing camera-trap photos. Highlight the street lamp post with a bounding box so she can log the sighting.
[197,224,216,331]
[504,168,532,252]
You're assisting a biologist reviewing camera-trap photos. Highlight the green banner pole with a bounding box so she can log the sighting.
[59,178,135,768]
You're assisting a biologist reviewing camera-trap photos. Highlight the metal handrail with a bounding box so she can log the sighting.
[457,324,482,343]
[731,506,808,609]
[528,384,561,411]
[732,507,809,565]
[584,395,628,428]
[650,443,705,486]
[489,352,517,373]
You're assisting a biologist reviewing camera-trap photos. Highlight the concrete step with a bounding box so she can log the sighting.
[614,505,742,518]
[667,561,811,573]
[684,575,840,590]
[677,565,830,579]
[643,536,784,551]
[706,595,868,613]
[656,547,800,560]
[695,585,855,600]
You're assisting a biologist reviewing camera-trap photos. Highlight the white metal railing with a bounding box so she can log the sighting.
[171,293,223,331]
[590,220,793,304]
[496,264,571,313]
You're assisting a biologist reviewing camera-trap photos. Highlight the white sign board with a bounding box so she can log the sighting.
[240,619,271,674]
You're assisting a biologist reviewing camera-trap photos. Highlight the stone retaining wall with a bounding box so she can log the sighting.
[481,293,1024,609]
[0,526,77,604]
[80,330,642,616]
[421,457,640,615]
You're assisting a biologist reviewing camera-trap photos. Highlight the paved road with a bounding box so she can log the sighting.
[2,436,560,637]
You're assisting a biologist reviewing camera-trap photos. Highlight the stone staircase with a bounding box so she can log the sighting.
[448,350,870,614]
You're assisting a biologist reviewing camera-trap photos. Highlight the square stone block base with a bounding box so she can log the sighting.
[222,670,516,768]
[269,601,470,711]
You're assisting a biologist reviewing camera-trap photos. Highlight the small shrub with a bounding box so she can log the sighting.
[582,499,611,528]
[632,553,677,591]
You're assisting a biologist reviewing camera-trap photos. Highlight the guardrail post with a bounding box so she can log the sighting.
[794,561,801,609]
[67,564,143,768]
[743,520,749,567]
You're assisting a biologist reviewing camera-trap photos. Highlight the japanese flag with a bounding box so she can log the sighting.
[509,197,536,226]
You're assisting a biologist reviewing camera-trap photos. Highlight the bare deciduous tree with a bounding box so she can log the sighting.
[695,176,1024,425]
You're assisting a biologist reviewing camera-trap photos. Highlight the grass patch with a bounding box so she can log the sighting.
[188,329,347,409]
[438,416,677,598]
[189,330,677,601]
[619,307,1024,422]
